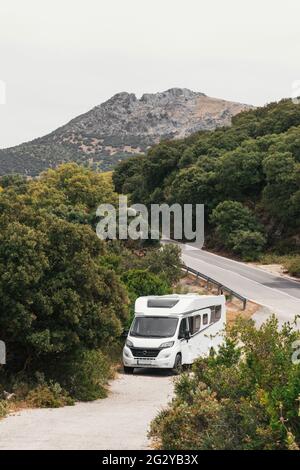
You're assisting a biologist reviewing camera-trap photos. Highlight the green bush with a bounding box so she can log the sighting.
[2,348,112,406]
[121,268,171,326]
[229,230,266,260]
[261,254,300,278]
[150,316,300,450]
[0,399,7,419]
[286,256,300,277]
[57,349,113,401]
[27,383,74,408]
[142,244,182,285]
[122,269,171,299]
[210,201,266,260]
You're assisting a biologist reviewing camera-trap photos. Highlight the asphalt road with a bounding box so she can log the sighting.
[0,370,174,450]
[180,244,300,326]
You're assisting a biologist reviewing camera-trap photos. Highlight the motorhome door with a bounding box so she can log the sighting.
[187,309,214,361]
[178,317,192,364]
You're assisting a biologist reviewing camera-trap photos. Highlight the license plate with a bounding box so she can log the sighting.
[137,360,153,366]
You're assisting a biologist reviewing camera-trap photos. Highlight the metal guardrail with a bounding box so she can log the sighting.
[183,265,247,310]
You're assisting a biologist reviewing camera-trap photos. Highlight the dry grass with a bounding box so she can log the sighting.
[5,400,32,414]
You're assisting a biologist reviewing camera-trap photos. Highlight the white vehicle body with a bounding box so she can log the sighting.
[123,294,226,371]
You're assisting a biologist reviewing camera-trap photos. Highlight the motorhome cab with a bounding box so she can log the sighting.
[123,294,226,374]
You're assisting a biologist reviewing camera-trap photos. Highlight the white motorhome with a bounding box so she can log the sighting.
[123,294,226,374]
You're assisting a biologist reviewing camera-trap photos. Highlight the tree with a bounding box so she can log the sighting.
[39,163,118,209]
[112,155,145,194]
[122,269,170,300]
[121,269,171,324]
[210,201,265,260]
[217,148,264,200]
[210,200,262,241]
[143,143,181,193]
[167,165,218,211]
[262,152,300,224]
[0,217,128,373]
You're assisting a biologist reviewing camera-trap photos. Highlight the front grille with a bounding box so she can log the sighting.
[130,348,160,358]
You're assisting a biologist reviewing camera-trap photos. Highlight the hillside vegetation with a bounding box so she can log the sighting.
[113,99,300,263]
[0,164,181,409]
[150,316,300,450]
[0,89,250,176]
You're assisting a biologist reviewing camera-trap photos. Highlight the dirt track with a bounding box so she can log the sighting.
[0,369,174,450]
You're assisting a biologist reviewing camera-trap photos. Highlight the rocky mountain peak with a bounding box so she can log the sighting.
[0,89,253,176]
[102,91,137,107]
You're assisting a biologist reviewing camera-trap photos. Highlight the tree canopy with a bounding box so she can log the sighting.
[0,164,182,400]
[113,98,300,259]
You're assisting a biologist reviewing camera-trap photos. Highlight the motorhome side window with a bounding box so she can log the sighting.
[178,318,187,339]
[210,305,222,323]
[188,315,201,335]
[203,313,208,325]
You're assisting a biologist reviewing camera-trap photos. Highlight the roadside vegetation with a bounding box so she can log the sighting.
[0,164,182,413]
[113,98,300,268]
[150,316,300,450]
[260,254,300,278]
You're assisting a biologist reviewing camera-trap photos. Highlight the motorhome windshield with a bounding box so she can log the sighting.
[130,316,178,338]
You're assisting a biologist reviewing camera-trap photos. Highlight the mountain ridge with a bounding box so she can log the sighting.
[0,88,252,176]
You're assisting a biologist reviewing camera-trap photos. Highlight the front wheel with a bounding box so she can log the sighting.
[123,366,134,374]
[172,354,182,375]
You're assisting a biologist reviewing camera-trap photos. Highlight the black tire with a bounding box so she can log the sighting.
[172,354,182,375]
[123,366,134,374]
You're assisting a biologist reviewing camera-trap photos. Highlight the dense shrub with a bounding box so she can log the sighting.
[122,269,171,319]
[0,218,128,373]
[122,269,170,296]
[56,349,113,401]
[229,230,266,260]
[286,256,300,277]
[27,383,74,408]
[261,254,300,278]
[210,201,266,260]
[0,400,7,418]
[150,316,300,450]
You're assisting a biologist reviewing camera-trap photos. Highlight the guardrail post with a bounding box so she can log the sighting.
[181,264,247,309]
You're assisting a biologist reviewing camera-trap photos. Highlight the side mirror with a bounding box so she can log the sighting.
[121,329,129,338]
[184,330,191,341]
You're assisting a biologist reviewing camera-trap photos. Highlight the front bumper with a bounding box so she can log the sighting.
[122,346,176,369]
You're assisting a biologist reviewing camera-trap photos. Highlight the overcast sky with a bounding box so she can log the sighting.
[0,0,299,148]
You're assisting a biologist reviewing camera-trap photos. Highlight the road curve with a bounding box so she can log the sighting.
[0,370,174,450]
[180,244,300,326]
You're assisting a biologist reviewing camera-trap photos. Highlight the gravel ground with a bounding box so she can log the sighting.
[0,369,174,450]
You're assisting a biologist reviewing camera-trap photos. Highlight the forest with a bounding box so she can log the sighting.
[113,98,300,271]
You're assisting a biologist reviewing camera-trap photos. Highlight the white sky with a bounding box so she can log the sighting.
[0,0,299,148]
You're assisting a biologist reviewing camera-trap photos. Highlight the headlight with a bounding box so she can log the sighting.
[126,338,133,347]
[159,341,174,349]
